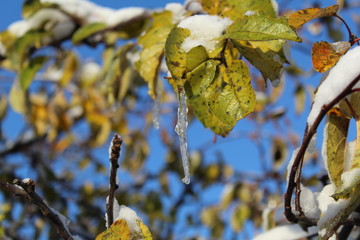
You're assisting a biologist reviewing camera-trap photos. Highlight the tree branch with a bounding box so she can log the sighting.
[12,178,74,240]
[284,73,360,224]
[106,133,123,227]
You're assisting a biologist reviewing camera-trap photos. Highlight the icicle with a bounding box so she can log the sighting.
[175,88,190,184]
[152,82,161,130]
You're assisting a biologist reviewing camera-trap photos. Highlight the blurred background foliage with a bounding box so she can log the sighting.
[0,0,359,239]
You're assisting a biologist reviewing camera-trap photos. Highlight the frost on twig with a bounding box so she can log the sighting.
[106,133,123,227]
[175,88,190,184]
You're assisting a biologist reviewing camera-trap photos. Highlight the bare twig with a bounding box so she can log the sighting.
[106,133,123,227]
[284,73,360,224]
[12,178,74,240]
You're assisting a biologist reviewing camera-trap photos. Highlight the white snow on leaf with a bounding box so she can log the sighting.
[178,15,232,53]
[317,184,348,228]
[105,7,148,27]
[300,185,320,219]
[344,140,356,171]
[165,3,186,24]
[175,88,190,184]
[8,8,75,39]
[307,46,360,127]
[341,168,360,189]
[184,0,204,13]
[115,204,141,234]
[40,0,148,26]
[254,225,317,240]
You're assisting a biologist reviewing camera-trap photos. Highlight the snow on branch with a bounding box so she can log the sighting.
[285,46,360,225]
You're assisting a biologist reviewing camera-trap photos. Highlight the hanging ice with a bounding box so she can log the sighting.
[175,88,190,184]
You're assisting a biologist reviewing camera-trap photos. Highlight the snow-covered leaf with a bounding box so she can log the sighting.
[200,0,276,20]
[312,41,351,73]
[19,56,47,89]
[287,4,339,29]
[224,13,301,42]
[135,10,174,98]
[72,22,107,44]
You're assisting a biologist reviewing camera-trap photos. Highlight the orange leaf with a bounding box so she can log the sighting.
[312,41,350,73]
[287,4,339,29]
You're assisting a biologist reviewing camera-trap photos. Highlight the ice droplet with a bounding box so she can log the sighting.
[175,88,190,184]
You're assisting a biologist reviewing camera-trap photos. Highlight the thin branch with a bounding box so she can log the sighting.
[284,73,360,224]
[106,133,123,227]
[334,14,358,44]
[13,178,74,240]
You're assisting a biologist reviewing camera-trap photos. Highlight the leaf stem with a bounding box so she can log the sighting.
[334,14,357,44]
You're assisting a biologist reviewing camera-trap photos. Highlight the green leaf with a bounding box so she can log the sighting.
[324,114,350,187]
[11,31,49,68]
[208,60,256,126]
[185,59,255,136]
[185,45,208,73]
[230,204,251,232]
[224,12,302,42]
[135,10,174,98]
[185,60,232,136]
[9,80,27,114]
[200,0,276,20]
[165,27,190,90]
[19,56,48,90]
[72,23,107,44]
[233,39,286,83]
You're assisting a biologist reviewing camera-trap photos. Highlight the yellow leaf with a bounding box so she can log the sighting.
[96,220,131,240]
[59,52,78,87]
[135,10,174,98]
[287,4,339,29]
[324,114,349,187]
[137,220,153,240]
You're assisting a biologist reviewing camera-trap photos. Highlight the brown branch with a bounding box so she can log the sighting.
[12,178,74,240]
[106,133,123,227]
[284,73,360,224]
